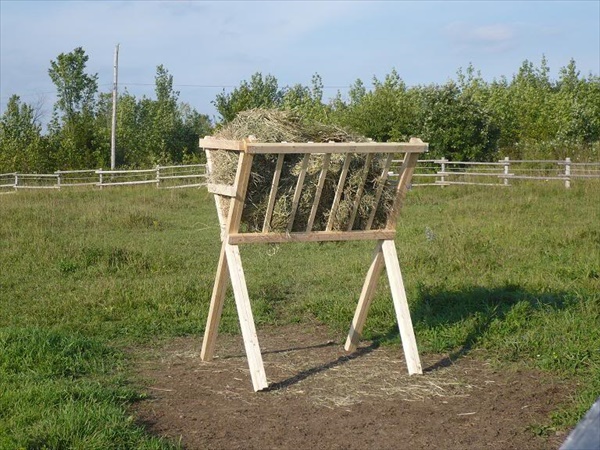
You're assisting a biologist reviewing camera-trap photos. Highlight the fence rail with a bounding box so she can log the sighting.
[0,164,207,193]
[401,157,600,189]
[1,158,599,194]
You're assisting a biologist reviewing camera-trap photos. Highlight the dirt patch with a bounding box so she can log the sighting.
[131,324,570,449]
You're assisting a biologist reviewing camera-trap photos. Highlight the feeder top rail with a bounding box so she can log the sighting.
[200,137,428,154]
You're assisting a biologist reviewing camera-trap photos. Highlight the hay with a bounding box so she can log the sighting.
[207,109,396,232]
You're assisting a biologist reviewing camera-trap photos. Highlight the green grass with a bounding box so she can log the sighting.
[1,182,599,446]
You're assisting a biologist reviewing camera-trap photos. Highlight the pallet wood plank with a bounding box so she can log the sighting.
[386,152,419,230]
[345,240,385,352]
[262,153,285,233]
[366,153,394,230]
[347,153,374,231]
[306,153,331,232]
[287,153,310,232]
[200,242,229,361]
[200,137,245,151]
[381,240,422,375]
[207,183,237,197]
[227,152,254,235]
[326,153,352,231]
[245,142,428,154]
[225,243,269,391]
[228,229,395,245]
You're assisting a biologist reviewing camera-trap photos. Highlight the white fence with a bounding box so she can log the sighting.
[400,157,600,189]
[0,164,207,193]
[2,158,599,194]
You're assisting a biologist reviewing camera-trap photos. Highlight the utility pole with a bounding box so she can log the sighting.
[110,44,119,170]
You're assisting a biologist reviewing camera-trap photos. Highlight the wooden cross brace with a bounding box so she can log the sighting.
[200,139,426,391]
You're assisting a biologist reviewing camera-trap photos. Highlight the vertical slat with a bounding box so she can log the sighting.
[287,153,310,233]
[366,153,394,230]
[381,239,422,375]
[205,149,227,238]
[200,242,229,361]
[326,153,352,231]
[228,152,254,235]
[344,240,385,352]
[347,153,374,231]
[386,151,419,230]
[262,153,285,233]
[306,153,331,232]
[225,243,269,391]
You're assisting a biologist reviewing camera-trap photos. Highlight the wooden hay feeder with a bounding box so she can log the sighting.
[200,136,428,391]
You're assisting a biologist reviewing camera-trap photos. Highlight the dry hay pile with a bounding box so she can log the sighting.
[207,109,396,232]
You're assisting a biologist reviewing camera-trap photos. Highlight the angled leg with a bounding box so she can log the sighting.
[225,243,269,391]
[201,242,229,361]
[381,240,422,375]
[345,240,386,352]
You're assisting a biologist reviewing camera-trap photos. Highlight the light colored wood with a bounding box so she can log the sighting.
[246,142,428,155]
[225,243,269,391]
[326,153,352,231]
[347,153,373,231]
[200,242,229,361]
[205,149,227,237]
[200,137,246,151]
[227,152,254,235]
[306,153,331,232]
[344,241,385,352]
[386,152,419,230]
[287,154,310,232]
[366,153,394,230]
[381,240,422,375]
[228,229,396,245]
[207,183,236,197]
[262,153,285,233]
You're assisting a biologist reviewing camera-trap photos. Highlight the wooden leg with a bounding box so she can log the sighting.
[344,241,385,352]
[225,243,269,391]
[381,240,422,375]
[201,242,229,361]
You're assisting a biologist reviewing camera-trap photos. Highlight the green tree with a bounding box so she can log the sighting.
[213,72,283,123]
[0,95,48,172]
[47,47,102,169]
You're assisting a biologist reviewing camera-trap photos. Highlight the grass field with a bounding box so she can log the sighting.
[1,181,599,448]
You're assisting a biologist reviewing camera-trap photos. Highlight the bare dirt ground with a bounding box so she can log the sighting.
[131,324,571,450]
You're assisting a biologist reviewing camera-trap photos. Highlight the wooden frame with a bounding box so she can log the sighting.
[199,136,428,391]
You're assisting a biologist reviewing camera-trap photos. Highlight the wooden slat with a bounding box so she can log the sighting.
[205,149,227,237]
[262,153,285,233]
[366,153,394,230]
[228,230,395,245]
[200,242,230,361]
[386,152,419,230]
[344,241,385,352]
[347,153,373,231]
[246,142,428,155]
[306,153,331,232]
[200,137,245,151]
[227,152,254,235]
[381,240,422,375]
[207,183,236,197]
[287,154,310,233]
[326,153,352,231]
[225,243,269,391]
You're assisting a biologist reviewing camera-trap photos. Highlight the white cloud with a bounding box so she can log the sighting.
[444,22,517,54]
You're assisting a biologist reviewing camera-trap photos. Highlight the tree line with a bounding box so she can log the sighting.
[1,48,598,173]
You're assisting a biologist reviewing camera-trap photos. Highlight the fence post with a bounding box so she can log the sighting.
[503,156,510,186]
[56,171,61,189]
[14,173,18,191]
[440,157,447,187]
[98,169,103,189]
[156,165,161,188]
[564,157,571,189]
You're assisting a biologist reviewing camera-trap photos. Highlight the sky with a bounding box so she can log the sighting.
[1,0,599,128]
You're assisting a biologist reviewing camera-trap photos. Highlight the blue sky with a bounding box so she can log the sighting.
[1,0,599,127]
